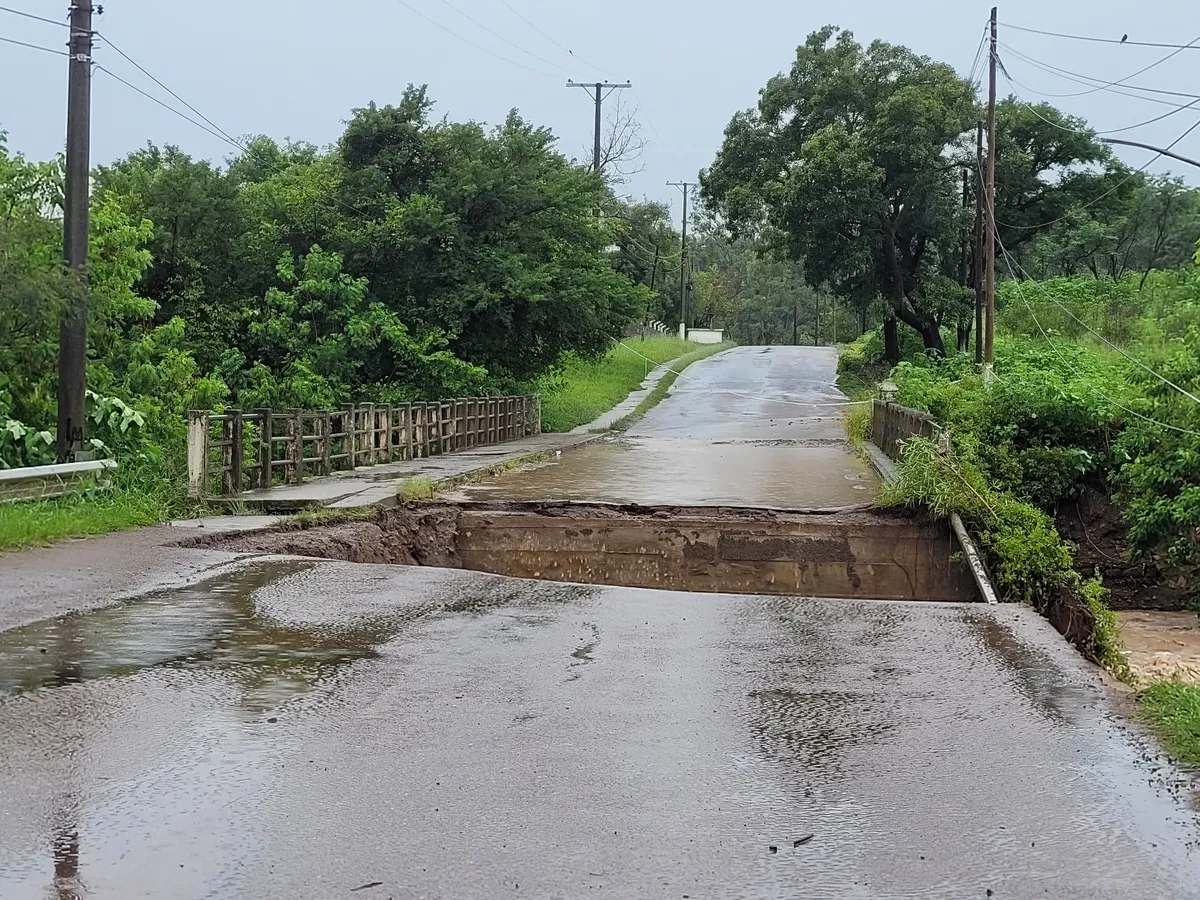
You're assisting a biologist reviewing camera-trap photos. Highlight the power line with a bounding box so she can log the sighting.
[991,111,1200,231]
[494,0,615,78]
[0,4,66,28]
[0,33,66,55]
[996,241,1200,435]
[1000,31,1200,100]
[96,32,245,148]
[387,0,557,77]
[974,155,1200,423]
[999,66,1200,137]
[998,42,1200,106]
[1003,22,1200,51]
[436,0,572,74]
[95,65,244,151]
[966,26,989,84]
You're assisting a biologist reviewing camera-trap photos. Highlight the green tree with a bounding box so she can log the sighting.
[701,27,976,360]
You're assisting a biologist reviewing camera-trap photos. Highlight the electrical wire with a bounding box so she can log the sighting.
[992,111,1200,231]
[1003,23,1200,51]
[974,156,1200,430]
[1000,30,1200,100]
[387,0,558,78]
[94,65,245,151]
[436,0,572,75]
[0,33,66,55]
[97,32,245,148]
[965,26,989,85]
[998,42,1200,105]
[999,65,1200,136]
[0,4,66,28]
[494,0,615,78]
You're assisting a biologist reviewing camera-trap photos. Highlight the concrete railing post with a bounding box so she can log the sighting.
[255,408,273,487]
[319,411,332,475]
[288,408,304,484]
[187,410,209,500]
[223,409,243,496]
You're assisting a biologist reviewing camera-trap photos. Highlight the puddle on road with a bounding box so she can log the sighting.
[446,438,879,508]
[0,560,400,702]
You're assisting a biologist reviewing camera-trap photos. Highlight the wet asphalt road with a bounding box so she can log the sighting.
[0,346,1198,897]
[451,346,879,508]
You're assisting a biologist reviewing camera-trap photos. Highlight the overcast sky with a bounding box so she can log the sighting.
[2,0,1198,217]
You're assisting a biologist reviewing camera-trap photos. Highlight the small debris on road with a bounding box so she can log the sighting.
[768,845,778,854]
[350,881,383,892]
[266,717,278,723]
[794,834,814,847]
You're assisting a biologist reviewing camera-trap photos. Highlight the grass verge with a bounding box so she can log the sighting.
[537,336,702,433]
[609,342,735,431]
[1139,682,1200,768]
[0,477,175,551]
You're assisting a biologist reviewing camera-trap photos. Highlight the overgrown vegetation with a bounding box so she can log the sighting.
[885,435,1126,672]
[536,335,696,432]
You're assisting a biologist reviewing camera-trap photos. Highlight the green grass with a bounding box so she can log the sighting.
[1140,682,1200,768]
[537,335,700,432]
[609,342,735,431]
[0,487,169,550]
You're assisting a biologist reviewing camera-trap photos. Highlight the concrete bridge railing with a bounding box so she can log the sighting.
[871,399,944,461]
[188,396,540,500]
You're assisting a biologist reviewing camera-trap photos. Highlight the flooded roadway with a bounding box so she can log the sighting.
[0,346,1197,897]
[450,345,879,508]
[0,561,1196,898]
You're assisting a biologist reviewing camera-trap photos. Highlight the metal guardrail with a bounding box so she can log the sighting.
[188,396,541,500]
[871,400,941,462]
[0,459,118,503]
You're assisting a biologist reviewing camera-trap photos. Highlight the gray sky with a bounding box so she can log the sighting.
[2,0,1198,217]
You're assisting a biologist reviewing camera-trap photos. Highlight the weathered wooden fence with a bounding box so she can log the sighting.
[188,396,540,500]
[871,400,941,462]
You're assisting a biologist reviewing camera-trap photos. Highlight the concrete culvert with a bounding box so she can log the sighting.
[186,501,983,603]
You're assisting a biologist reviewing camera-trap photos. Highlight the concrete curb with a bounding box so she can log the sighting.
[862,441,1000,606]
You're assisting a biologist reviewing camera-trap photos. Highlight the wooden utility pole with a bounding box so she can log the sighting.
[974,122,985,365]
[667,181,694,339]
[58,0,94,461]
[984,6,998,379]
[566,80,632,175]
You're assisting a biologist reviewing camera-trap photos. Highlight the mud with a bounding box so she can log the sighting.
[1057,486,1188,611]
[190,501,980,603]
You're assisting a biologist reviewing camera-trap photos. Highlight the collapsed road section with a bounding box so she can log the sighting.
[187,501,980,603]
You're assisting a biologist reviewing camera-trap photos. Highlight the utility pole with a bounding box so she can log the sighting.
[667,181,694,339]
[58,0,94,461]
[566,80,632,175]
[974,122,985,365]
[983,6,998,381]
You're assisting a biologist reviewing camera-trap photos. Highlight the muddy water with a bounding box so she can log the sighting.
[453,346,880,508]
[451,438,878,507]
[0,559,1197,898]
[1119,610,1200,685]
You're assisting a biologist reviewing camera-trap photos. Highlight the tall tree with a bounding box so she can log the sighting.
[702,27,977,360]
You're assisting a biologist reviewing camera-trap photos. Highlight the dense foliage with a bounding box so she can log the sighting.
[0,88,655,472]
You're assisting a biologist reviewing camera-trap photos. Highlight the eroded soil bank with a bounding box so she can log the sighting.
[186,501,980,603]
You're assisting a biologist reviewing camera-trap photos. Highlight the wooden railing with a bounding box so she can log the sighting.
[871,400,942,462]
[188,396,540,500]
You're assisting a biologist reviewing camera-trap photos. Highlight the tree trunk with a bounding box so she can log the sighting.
[884,315,899,365]
[920,320,945,355]
[957,318,972,354]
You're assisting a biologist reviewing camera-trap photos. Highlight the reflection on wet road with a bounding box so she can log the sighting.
[0,561,1196,898]
[451,346,880,507]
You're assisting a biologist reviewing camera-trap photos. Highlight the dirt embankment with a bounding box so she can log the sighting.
[1056,487,1188,612]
